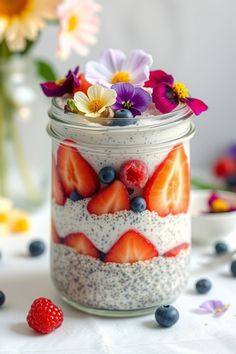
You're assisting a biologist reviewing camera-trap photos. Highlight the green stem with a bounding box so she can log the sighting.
[8,114,41,204]
[191,177,228,191]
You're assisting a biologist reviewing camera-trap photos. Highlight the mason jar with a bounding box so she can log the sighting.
[48,98,195,317]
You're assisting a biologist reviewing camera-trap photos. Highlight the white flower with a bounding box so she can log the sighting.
[85,48,153,87]
[74,85,117,117]
[57,0,101,60]
[0,0,60,51]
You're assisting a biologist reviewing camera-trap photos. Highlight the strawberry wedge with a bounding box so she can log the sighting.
[64,232,100,258]
[52,156,66,205]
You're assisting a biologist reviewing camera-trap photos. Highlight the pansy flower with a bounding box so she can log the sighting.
[145,70,208,116]
[199,300,230,317]
[40,67,80,97]
[85,48,153,87]
[111,83,151,117]
[73,85,117,117]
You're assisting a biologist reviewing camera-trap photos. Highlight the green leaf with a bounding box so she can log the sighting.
[34,59,57,82]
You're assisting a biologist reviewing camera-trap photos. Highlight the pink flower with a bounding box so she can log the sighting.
[85,48,153,87]
[57,0,101,60]
[145,70,208,116]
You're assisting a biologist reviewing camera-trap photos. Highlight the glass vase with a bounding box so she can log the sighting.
[0,55,50,210]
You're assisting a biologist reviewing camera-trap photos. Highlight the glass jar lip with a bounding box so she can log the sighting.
[49,97,193,132]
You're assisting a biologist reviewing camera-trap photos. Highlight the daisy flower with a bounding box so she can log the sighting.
[85,48,153,87]
[57,0,101,60]
[0,0,60,51]
[74,85,117,117]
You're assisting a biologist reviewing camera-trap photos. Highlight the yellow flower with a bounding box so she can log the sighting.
[74,85,117,117]
[0,197,12,223]
[8,209,30,233]
[0,0,60,51]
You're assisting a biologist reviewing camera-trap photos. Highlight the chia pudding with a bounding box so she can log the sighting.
[44,47,207,316]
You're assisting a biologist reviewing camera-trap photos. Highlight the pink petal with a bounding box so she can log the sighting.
[152,83,178,113]
[145,70,174,88]
[100,48,126,73]
[184,97,208,116]
[200,300,224,313]
[85,60,112,86]
[122,49,153,86]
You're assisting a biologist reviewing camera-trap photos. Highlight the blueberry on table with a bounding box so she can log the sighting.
[99,166,116,184]
[195,279,212,294]
[155,305,179,328]
[0,291,5,306]
[215,242,229,255]
[230,260,236,277]
[131,197,147,213]
[29,240,46,257]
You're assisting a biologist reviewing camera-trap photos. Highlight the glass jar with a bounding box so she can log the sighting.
[0,56,50,210]
[48,99,195,317]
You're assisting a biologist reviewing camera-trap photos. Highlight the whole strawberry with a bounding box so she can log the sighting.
[27,297,63,334]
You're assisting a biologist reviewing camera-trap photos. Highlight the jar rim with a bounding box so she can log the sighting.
[48,97,193,132]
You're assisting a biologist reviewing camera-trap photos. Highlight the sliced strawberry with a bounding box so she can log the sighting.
[144,144,190,217]
[63,232,100,258]
[105,229,159,263]
[51,221,61,244]
[52,156,66,205]
[163,242,189,257]
[87,180,130,215]
[57,140,100,198]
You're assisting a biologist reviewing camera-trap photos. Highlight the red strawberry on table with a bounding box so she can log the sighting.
[57,140,100,198]
[64,232,100,258]
[163,243,189,257]
[87,180,130,215]
[52,156,66,205]
[144,144,190,217]
[105,229,159,263]
[51,221,61,244]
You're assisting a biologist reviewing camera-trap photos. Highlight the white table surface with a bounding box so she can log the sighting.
[0,203,236,354]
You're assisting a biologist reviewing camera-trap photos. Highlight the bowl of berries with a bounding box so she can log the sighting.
[191,190,236,245]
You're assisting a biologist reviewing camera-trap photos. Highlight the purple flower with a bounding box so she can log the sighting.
[199,300,230,317]
[227,144,236,161]
[111,83,151,117]
[40,66,80,97]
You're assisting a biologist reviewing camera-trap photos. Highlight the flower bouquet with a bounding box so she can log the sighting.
[0,0,101,209]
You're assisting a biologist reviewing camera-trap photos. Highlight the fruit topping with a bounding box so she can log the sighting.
[52,156,66,205]
[57,140,100,198]
[163,243,189,257]
[130,196,147,213]
[64,232,100,258]
[99,166,116,184]
[87,180,130,215]
[119,160,149,188]
[105,229,158,263]
[144,144,190,217]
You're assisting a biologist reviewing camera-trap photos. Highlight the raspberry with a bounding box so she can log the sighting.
[27,297,63,334]
[214,157,236,178]
[119,160,149,188]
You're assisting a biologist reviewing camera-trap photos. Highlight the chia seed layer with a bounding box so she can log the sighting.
[51,244,190,310]
[52,199,190,254]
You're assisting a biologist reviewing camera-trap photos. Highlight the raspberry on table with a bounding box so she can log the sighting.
[27,297,64,334]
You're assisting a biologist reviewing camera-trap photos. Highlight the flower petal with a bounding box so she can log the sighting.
[184,97,208,116]
[74,91,90,112]
[87,85,104,100]
[85,60,113,86]
[200,300,224,313]
[100,48,126,73]
[123,49,153,74]
[131,87,151,113]
[152,84,178,113]
[145,70,174,88]
[101,88,117,107]
[111,83,135,102]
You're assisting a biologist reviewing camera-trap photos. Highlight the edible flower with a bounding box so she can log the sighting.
[57,0,101,59]
[111,83,151,117]
[145,70,208,116]
[85,48,153,87]
[74,85,117,117]
[199,300,230,317]
[0,197,30,235]
[40,67,80,97]
[208,192,236,213]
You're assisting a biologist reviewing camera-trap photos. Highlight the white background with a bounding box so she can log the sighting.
[34,0,236,169]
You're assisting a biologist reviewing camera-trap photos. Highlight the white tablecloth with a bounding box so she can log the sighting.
[0,204,236,354]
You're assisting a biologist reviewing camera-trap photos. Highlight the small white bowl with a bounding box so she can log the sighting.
[191,190,236,245]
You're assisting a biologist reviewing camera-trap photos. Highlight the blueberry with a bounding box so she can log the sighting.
[112,109,135,126]
[69,191,82,202]
[230,260,236,277]
[226,175,236,189]
[131,197,147,213]
[29,240,46,257]
[155,305,179,328]
[215,242,229,255]
[195,279,212,294]
[0,291,5,306]
[99,166,116,184]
